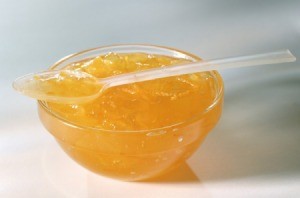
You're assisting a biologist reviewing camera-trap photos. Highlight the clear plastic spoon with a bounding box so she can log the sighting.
[13,49,296,104]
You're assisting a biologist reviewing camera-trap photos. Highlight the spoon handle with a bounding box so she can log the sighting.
[99,49,296,87]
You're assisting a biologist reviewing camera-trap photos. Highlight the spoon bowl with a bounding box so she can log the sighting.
[13,70,102,104]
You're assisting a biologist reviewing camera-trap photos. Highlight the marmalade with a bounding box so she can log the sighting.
[38,50,223,181]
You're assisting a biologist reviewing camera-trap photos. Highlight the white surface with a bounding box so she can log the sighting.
[1,0,300,197]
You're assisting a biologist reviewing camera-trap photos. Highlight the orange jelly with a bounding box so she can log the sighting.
[38,45,224,181]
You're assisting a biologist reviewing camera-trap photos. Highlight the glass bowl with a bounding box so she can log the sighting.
[38,44,224,181]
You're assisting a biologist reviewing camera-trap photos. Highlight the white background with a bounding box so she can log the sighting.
[1,0,300,197]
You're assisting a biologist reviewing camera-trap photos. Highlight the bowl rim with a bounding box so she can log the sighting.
[38,44,224,133]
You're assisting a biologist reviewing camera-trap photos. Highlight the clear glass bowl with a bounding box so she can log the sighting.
[38,44,224,181]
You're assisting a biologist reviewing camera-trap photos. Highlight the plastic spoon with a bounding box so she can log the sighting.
[13,49,296,104]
